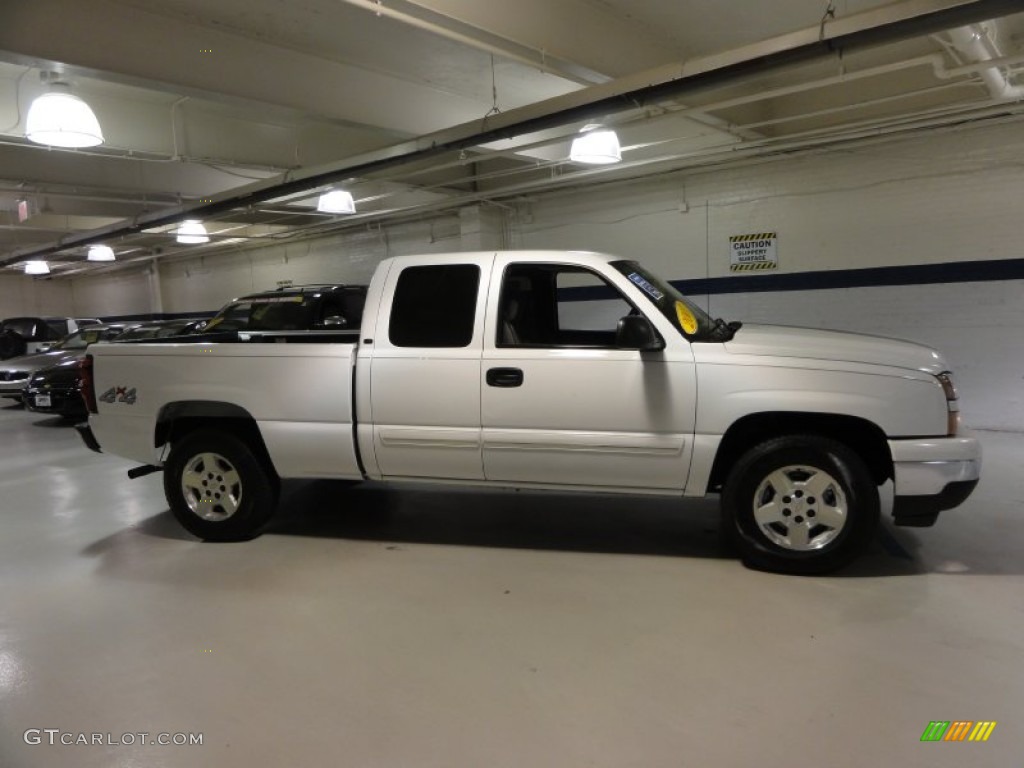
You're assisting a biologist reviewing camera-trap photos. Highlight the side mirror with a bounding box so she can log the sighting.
[615,315,664,351]
[317,315,348,328]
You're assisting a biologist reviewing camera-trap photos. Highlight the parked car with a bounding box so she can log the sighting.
[0,317,88,359]
[80,250,980,574]
[23,319,206,419]
[23,357,89,420]
[200,284,367,333]
[113,317,208,341]
[1,324,127,402]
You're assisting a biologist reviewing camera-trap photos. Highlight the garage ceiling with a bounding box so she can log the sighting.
[1,0,1023,277]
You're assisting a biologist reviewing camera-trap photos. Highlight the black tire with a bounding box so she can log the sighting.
[164,429,279,541]
[0,330,27,360]
[721,435,879,575]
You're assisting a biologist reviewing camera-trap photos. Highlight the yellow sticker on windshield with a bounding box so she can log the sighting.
[675,301,698,335]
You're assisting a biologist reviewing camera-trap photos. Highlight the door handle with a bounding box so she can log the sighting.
[486,367,524,388]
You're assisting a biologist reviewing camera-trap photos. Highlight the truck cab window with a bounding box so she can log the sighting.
[389,264,480,348]
[499,264,635,348]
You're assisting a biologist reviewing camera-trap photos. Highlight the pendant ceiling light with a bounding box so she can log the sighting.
[317,188,356,214]
[24,260,51,275]
[25,75,104,149]
[176,220,210,244]
[87,245,116,262]
[569,124,621,165]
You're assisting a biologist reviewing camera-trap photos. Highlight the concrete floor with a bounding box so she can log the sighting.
[0,402,1021,768]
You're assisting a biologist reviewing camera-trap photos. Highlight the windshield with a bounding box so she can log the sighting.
[610,261,741,342]
[609,261,714,339]
[55,327,124,350]
[56,329,102,350]
[204,296,314,332]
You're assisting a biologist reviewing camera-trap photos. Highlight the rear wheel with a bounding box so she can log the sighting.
[164,430,279,541]
[721,435,879,574]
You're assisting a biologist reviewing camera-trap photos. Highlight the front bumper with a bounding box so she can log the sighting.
[23,385,86,418]
[0,378,30,397]
[888,433,981,526]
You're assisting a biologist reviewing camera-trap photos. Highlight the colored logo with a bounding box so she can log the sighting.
[920,721,997,742]
[98,386,137,405]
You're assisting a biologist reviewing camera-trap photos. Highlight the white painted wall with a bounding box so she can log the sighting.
[0,274,73,317]
[513,120,1024,275]
[68,269,152,318]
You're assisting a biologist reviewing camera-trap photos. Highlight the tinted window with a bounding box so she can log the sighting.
[389,265,480,348]
[205,301,253,332]
[317,291,366,328]
[58,326,125,348]
[45,320,69,338]
[1,319,40,338]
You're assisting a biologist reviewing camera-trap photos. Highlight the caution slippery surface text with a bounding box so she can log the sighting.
[729,232,777,272]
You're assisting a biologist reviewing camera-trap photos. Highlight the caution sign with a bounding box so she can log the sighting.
[729,232,777,272]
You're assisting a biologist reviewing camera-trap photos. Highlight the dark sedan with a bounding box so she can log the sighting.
[1,324,127,402]
[22,318,205,420]
[23,356,88,420]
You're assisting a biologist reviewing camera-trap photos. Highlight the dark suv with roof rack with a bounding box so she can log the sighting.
[198,284,367,335]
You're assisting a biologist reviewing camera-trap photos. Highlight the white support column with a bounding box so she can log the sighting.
[459,204,505,251]
[148,261,164,314]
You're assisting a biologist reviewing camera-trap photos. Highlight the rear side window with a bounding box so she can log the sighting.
[389,265,480,348]
[45,320,70,338]
[2,319,41,338]
[318,291,366,328]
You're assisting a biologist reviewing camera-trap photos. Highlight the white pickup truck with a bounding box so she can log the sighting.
[77,250,980,573]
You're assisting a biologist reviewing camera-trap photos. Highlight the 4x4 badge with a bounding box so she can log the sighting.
[99,386,137,405]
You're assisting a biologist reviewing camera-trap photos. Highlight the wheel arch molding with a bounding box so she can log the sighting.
[707,411,892,492]
[154,400,277,479]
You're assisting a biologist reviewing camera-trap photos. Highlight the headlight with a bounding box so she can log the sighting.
[936,372,958,402]
[936,372,959,436]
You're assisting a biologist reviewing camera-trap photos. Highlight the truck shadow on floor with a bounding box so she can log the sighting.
[258,479,925,576]
[31,415,82,428]
[268,480,728,560]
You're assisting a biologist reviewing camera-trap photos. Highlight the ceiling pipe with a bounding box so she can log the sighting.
[334,0,609,85]
[26,102,1024,279]
[948,22,1024,100]
[5,0,1023,269]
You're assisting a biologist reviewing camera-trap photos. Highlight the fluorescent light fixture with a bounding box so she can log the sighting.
[317,189,356,214]
[569,125,621,165]
[176,220,209,244]
[25,80,104,149]
[87,245,116,262]
[24,260,50,275]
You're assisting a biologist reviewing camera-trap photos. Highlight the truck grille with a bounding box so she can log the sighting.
[0,371,29,382]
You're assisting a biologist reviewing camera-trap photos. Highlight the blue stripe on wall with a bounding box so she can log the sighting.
[673,257,1024,295]
[560,257,1024,301]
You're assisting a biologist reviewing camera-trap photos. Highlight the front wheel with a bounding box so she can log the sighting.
[721,436,879,574]
[164,430,279,541]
